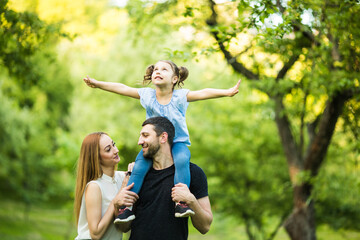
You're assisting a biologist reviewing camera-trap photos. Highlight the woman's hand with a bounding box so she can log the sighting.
[127,162,135,173]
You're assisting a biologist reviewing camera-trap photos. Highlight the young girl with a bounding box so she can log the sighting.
[84,60,241,223]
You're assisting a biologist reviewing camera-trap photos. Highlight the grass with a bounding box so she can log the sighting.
[0,200,359,240]
[0,200,75,240]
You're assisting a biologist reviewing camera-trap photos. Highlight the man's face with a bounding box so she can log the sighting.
[138,124,161,159]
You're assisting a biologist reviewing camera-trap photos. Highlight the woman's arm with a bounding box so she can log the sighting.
[171,183,213,234]
[85,183,117,240]
[83,76,140,99]
[186,79,241,102]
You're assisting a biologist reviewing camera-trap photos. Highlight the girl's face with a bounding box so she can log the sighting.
[99,134,120,168]
[151,61,178,88]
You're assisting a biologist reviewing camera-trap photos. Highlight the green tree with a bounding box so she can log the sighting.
[120,0,360,239]
[203,1,360,239]
[188,87,293,240]
[0,0,73,211]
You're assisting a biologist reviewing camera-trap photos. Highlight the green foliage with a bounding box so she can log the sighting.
[120,0,360,237]
[0,0,359,238]
[0,0,73,204]
[188,86,293,238]
[164,48,197,62]
[0,1,64,90]
[183,6,198,18]
[313,130,360,230]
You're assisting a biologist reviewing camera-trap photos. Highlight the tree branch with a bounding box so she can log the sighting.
[307,115,321,145]
[268,210,290,240]
[273,95,302,182]
[299,89,308,159]
[206,0,259,80]
[304,90,354,175]
[206,0,303,178]
[276,54,301,81]
[242,212,256,240]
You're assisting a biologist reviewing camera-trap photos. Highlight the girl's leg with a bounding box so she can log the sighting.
[127,149,152,194]
[115,150,152,224]
[172,143,194,218]
[172,142,190,187]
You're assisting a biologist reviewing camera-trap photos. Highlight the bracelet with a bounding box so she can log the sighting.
[126,171,132,176]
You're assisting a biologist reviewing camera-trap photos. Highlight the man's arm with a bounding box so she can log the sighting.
[172,183,213,234]
[188,196,213,234]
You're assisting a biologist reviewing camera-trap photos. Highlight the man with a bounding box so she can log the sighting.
[116,117,213,239]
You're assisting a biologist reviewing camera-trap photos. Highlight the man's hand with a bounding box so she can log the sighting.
[172,183,213,234]
[171,183,196,204]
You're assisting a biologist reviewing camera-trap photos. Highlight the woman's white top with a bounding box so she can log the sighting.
[75,171,125,240]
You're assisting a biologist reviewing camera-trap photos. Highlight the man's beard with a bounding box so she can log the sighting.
[143,142,160,159]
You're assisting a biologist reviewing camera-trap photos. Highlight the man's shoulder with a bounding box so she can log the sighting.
[189,162,206,177]
[189,162,202,171]
[189,162,208,198]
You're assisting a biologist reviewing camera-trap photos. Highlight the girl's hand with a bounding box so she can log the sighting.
[83,75,98,88]
[113,183,139,209]
[228,79,241,97]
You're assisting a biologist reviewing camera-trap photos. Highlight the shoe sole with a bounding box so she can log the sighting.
[175,210,195,218]
[113,215,136,224]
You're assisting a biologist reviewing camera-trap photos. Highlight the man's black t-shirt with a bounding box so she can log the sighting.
[129,163,208,240]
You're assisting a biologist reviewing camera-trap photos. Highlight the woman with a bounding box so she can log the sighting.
[74,132,138,240]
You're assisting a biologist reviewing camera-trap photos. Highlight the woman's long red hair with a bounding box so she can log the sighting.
[74,132,106,224]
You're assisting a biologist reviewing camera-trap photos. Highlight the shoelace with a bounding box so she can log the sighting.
[118,207,127,214]
[178,202,189,208]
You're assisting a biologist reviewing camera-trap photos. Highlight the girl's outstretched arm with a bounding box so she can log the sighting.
[186,79,241,102]
[83,76,140,99]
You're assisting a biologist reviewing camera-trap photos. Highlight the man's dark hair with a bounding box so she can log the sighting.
[142,117,175,146]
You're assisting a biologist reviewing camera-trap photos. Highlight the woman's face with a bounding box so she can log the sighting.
[99,134,120,167]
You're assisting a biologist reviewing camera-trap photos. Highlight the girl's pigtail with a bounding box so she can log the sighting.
[176,66,189,88]
[143,64,154,85]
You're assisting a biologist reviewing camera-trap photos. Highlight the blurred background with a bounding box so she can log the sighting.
[0,0,359,239]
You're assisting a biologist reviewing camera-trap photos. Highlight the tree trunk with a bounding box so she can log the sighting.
[283,185,316,240]
[273,95,317,240]
[281,91,352,240]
